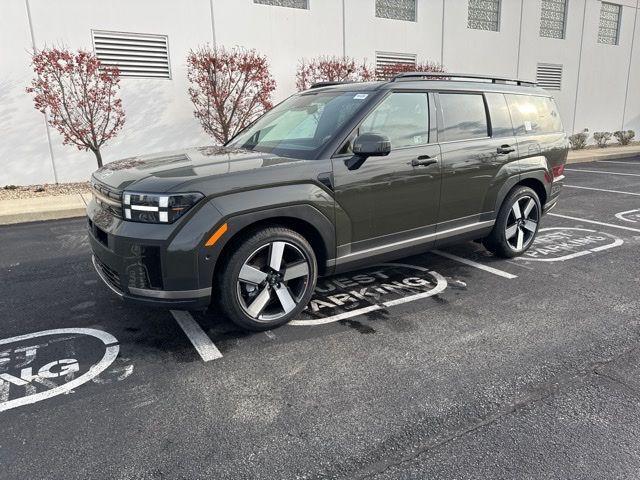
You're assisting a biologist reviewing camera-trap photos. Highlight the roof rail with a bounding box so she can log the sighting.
[390,72,536,87]
[309,81,354,89]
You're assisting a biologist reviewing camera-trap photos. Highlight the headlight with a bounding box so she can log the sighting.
[122,192,204,224]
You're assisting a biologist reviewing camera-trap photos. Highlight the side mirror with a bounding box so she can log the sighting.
[352,133,391,158]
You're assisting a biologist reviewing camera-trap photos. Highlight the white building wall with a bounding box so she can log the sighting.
[0,0,638,186]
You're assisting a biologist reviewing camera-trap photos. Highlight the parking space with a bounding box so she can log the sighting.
[1,157,640,479]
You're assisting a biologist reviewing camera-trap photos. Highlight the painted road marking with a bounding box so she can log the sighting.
[520,227,623,262]
[0,328,119,413]
[565,168,640,177]
[615,209,640,223]
[290,263,447,326]
[171,310,223,361]
[597,160,640,165]
[432,250,518,279]
[548,213,640,234]
[564,185,640,196]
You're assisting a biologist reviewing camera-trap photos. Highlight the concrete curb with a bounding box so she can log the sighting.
[567,145,640,164]
[1,146,639,226]
[0,193,90,226]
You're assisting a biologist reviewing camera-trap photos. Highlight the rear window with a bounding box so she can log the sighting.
[506,94,564,135]
[439,93,489,142]
[485,93,514,138]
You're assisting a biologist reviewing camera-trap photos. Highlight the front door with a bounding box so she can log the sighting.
[332,91,441,260]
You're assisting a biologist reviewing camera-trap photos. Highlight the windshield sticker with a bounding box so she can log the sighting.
[354,94,368,100]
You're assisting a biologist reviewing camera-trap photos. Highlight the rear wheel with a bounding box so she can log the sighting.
[483,186,541,258]
[218,227,317,331]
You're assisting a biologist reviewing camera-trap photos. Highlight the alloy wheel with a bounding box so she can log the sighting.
[236,241,311,322]
[505,195,539,251]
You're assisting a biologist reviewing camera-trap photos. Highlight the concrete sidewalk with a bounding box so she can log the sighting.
[1,145,639,225]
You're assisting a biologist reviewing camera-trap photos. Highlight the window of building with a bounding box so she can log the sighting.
[598,2,622,45]
[375,0,417,22]
[467,0,501,32]
[439,94,488,142]
[92,30,170,79]
[254,0,308,9]
[540,0,567,39]
[506,95,563,135]
[375,52,417,79]
[536,63,563,90]
[360,93,429,149]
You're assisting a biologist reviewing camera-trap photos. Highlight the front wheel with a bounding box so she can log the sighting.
[218,227,317,331]
[483,186,541,258]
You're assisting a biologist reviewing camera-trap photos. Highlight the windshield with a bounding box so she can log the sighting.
[227,91,372,160]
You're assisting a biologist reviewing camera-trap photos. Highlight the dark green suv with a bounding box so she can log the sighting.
[88,73,568,330]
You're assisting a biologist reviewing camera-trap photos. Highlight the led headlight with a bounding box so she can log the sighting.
[122,192,204,224]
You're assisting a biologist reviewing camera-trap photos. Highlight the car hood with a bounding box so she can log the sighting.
[91,146,304,193]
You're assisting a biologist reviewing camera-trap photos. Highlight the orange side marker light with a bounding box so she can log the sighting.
[205,223,228,247]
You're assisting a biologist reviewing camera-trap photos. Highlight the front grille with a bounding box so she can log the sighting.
[95,256,123,292]
[91,180,124,218]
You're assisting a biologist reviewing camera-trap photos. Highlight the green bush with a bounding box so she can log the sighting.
[593,131,612,148]
[569,129,589,150]
[614,130,635,146]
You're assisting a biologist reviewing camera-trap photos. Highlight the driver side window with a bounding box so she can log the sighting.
[360,92,430,149]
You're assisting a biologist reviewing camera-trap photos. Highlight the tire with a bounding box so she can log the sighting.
[217,227,317,331]
[483,186,542,258]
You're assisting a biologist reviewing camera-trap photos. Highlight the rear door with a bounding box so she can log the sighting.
[435,91,519,230]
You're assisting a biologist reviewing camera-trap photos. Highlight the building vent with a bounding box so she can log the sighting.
[536,63,563,90]
[375,52,417,79]
[92,30,171,79]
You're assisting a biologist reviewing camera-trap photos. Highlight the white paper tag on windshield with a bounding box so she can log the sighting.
[524,120,533,132]
[354,94,368,100]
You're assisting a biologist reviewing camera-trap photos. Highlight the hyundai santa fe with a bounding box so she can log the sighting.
[87,72,569,330]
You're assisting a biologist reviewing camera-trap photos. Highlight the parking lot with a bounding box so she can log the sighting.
[1,157,640,480]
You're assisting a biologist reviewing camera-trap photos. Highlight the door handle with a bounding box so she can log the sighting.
[497,145,515,155]
[411,156,438,167]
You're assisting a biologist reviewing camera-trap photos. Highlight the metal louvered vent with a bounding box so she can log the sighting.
[536,63,563,90]
[375,52,417,79]
[92,30,171,79]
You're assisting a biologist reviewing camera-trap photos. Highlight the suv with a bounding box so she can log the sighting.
[88,73,568,330]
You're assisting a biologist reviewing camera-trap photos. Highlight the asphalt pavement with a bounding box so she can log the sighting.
[1,157,640,480]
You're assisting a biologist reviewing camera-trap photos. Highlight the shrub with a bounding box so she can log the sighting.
[593,131,612,148]
[376,61,445,80]
[569,129,589,150]
[26,48,125,168]
[296,56,374,91]
[187,46,276,144]
[614,130,635,146]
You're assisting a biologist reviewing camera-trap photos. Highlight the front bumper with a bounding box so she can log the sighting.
[87,195,224,309]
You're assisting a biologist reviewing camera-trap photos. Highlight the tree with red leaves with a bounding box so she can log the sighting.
[296,56,374,91]
[377,61,445,80]
[26,48,125,168]
[187,46,276,144]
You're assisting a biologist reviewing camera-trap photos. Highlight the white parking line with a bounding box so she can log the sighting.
[565,168,640,177]
[548,213,640,234]
[564,185,640,197]
[597,160,640,165]
[170,310,223,361]
[431,250,518,279]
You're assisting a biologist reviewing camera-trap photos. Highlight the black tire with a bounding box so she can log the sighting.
[483,186,542,258]
[217,227,317,331]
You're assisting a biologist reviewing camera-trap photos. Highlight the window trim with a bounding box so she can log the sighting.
[374,0,418,22]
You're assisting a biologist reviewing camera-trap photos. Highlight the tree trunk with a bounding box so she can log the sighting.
[93,149,103,168]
